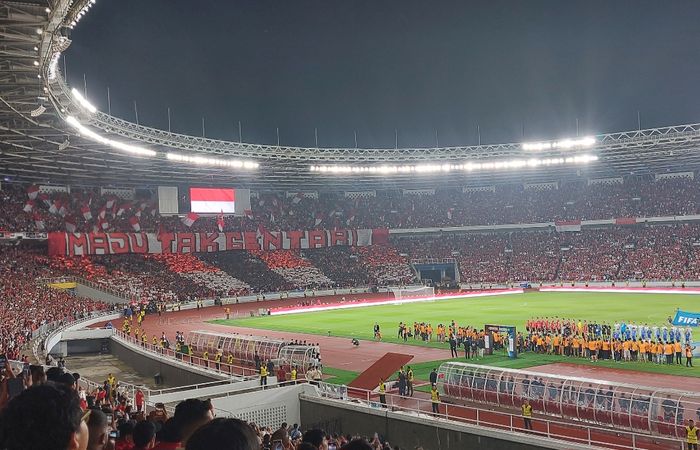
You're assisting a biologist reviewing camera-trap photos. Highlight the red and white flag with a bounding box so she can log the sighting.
[244,209,253,220]
[216,211,225,232]
[23,200,35,213]
[105,197,116,210]
[98,216,109,231]
[314,212,323,226]
[27,185,40,200]
[81,204,92,221]
[98,206,107,219]
[190,188,235,214]
[65,217,77,233]
[49,200,63,215]
[447,208,454,220]
[255,223,266,240]
[33,213,45,231]
[181,212,199,228]
[115,202,130,217]
[128,216,141,232]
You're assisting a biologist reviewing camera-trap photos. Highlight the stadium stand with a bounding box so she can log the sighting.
[252,250,334,289]
[196,251,295,293]
[6,177,700,234]
[0,247,110,359]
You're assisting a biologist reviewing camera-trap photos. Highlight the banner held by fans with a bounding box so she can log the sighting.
[48,228,390,256]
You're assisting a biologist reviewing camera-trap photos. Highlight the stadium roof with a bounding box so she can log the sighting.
[1,0,700,190]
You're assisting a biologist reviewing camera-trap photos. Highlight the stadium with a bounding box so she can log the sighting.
[1,1,700,450]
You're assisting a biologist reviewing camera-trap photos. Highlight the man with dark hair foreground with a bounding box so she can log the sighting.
[173,398,214,446]
[303,428,328,450]
[86,408,110,450]
[0,383,89,450]
[132,421,156,450]
[185,418,259,450]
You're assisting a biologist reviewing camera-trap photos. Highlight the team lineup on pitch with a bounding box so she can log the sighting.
[210,291,699,382]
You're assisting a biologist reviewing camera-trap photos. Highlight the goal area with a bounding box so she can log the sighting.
[389,285,435,300]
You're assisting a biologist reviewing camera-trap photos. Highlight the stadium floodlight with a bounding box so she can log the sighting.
[65,116,156,157]
[309,154,598,175]
[71,88,97,113]
[166,152,259,169]
[522,136,595,151]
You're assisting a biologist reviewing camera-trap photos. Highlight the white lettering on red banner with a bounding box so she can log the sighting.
[48,229,389,256]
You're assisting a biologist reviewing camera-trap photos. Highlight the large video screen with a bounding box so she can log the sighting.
[190,187,236,214]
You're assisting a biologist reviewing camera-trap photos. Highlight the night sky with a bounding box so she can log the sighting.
[65,0,700,148]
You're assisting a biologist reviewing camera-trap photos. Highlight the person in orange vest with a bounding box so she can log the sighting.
[675,340,683,365]
[686,343,696,368]
[664,341,674,365]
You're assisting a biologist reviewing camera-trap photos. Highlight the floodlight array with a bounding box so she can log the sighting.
[522,136,595,151]
[65,116,156,156]
[71,88,97,113]
[309,155,598,174]
[68,0,97,29]
[166,153,259,169]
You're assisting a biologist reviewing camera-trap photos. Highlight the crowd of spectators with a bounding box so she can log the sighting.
[303,247,371,288]
[252,250,334,290]
[148,253,250,296]
[0,362,409,450]
[397,224,700,284]
[197,251,295,293]
[0,247,110,359]
[355,246,415,286]
[4,177,700,234]
[48,254,214,302]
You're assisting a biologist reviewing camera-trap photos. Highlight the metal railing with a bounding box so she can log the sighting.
[112,330,260,379]
[313,383,685,450]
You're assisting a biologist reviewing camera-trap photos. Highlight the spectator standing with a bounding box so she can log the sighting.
[522,399,533,431]
[430,384,441,416]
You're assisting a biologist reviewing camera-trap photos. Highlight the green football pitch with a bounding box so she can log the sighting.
[211,291,700,378]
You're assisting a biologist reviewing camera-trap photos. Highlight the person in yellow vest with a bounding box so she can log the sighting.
[430,384,440,416]
[687,419,698,450]
[675,340,683,365]
[141,333,147,346]
[152,335,158,347]
[134,327,140,342]
[522,398,533,430]
[687,344,696,368]
[225,307,230,320]
[227,353,234,372]
[406,366,414,397]
[260,363,268,387]
[202,350,209,368]
[378,378,387,407]
[290,366,298,384]
[215,349,222,371]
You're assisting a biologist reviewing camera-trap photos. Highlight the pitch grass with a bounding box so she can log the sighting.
[211,291,700,378]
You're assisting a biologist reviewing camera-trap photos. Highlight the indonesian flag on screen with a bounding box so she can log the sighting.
[216,211,225,232]
[129,216,140,232]
[190,188,235,214]
[181,212,199,228]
